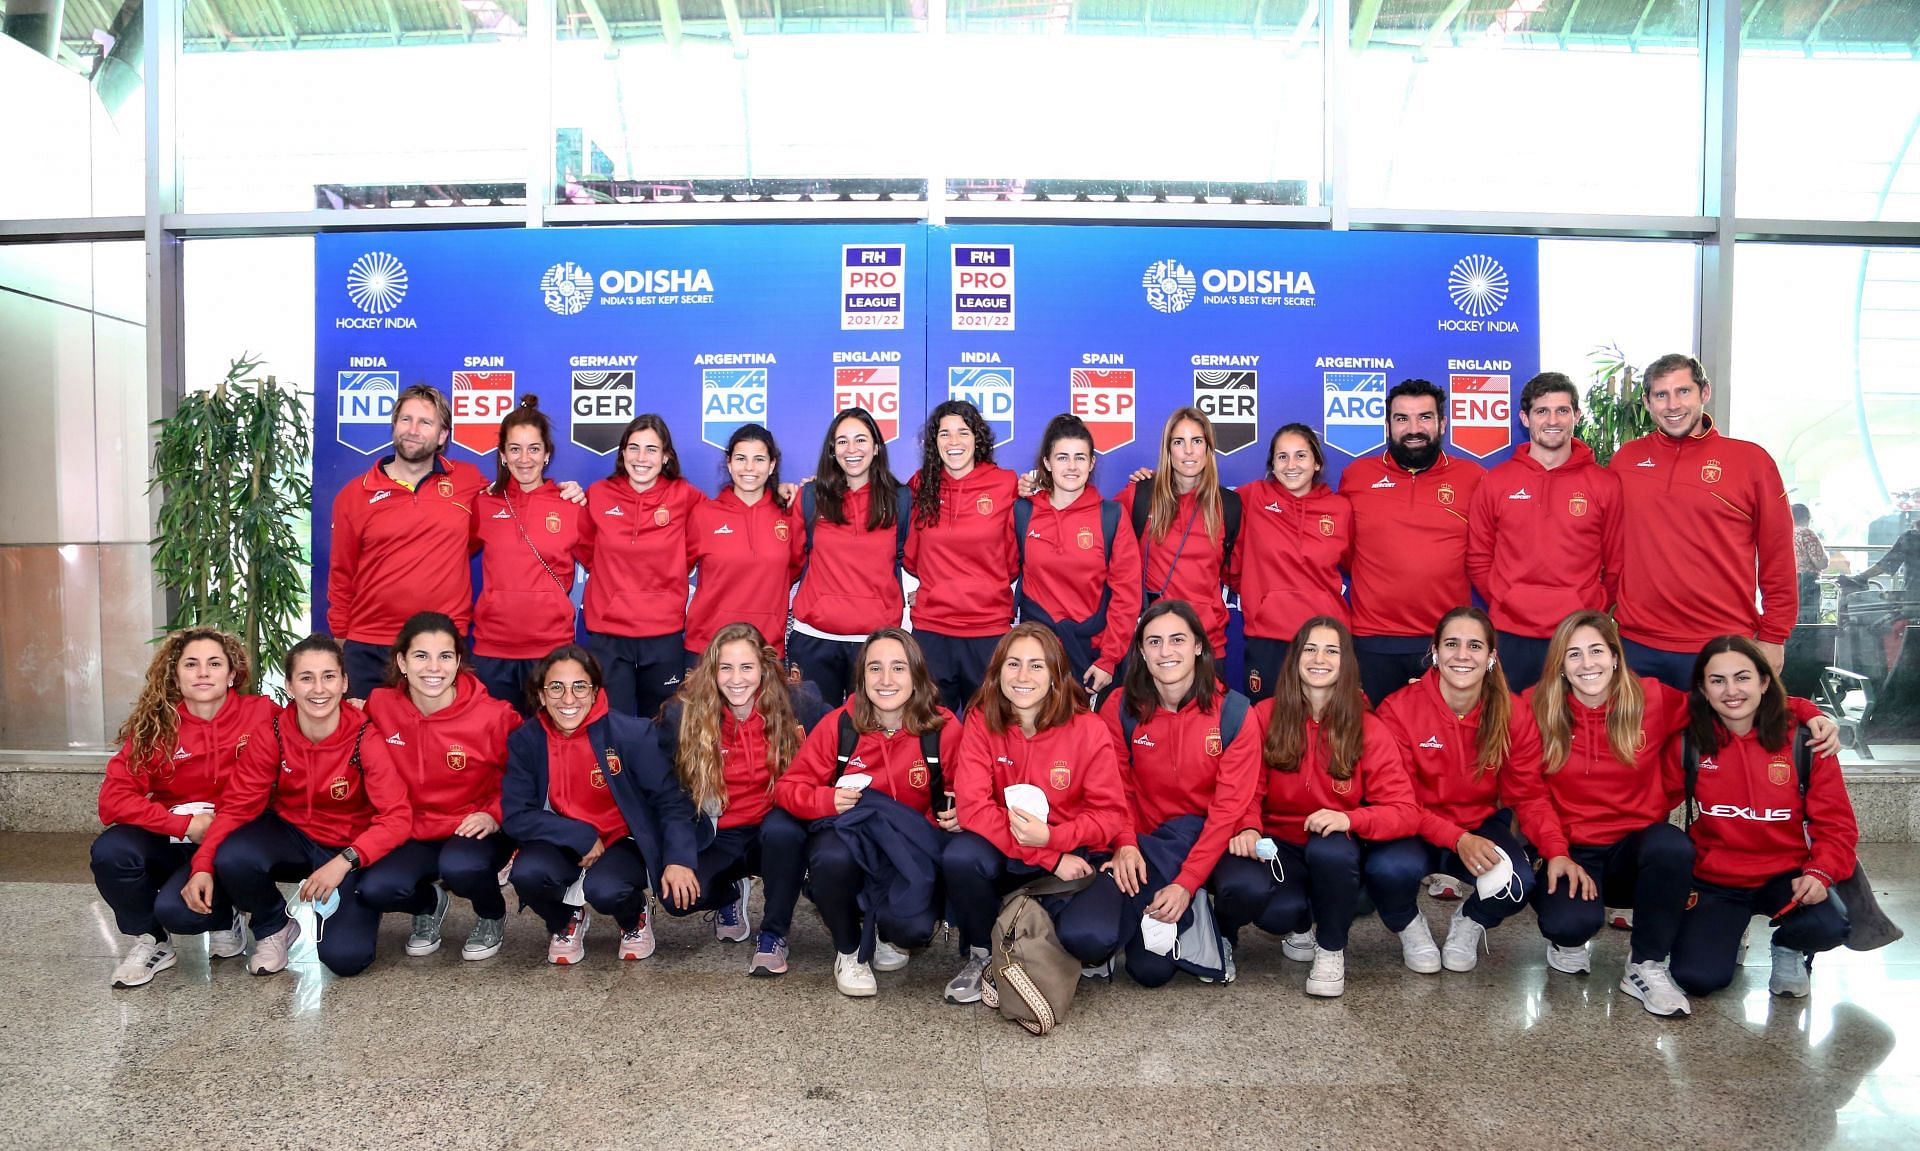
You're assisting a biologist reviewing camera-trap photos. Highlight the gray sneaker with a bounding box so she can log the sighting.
[944,946,990,1004]
[405,885,452,957]
[1769,944,1811,998]
[462,917,506,962]
[207,910,249,959]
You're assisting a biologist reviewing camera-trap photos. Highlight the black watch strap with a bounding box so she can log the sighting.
[341,846,362,870]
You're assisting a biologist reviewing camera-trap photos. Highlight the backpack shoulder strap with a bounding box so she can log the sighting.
[1794,725,1812,797]
[350,717,370,771]
[1130,483,1150,538]
[1219,690,1250,747]
[835,710,858,770]
[1100,499,1121,563]
[920,725,946,800]
[894,488,913,571]
[1013,499,1033,571]
[1219,489,1243,569]
[1682,733,1700,830]
[801,484,818,555]
[1119,705,1138,747]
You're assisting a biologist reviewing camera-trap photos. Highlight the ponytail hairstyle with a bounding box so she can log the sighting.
[1031,413,1098,495]
[912,399,996,528]
[115,628,251,773]
[1119,599,1218,726]
[1533,610,1645,773]
[1263,616,1365,780]
[850,628,947,736]
[490,394,555,496]
[1431,606,1512,778]
[671,623,803,814]
[812,407,902,531]
[1686,634,1791,754]
[722,422,789,511]
[1146,406,1224,543]
[386,611,472,690]
[284,633,347,683]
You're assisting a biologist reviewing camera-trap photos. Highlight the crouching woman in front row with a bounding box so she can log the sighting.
[502,644,699,965]
[943,623,1133,1005]
[1669,635,1857,1000]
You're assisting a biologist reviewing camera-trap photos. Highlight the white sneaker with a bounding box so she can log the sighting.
[1281,930,1317,962]
[1441,906,1487,972]
[834,951,877,997]
[248,918,301,975]
[944,946,990,1004]
[1546,940,1591,975]
[1769,944,1811,998]
[110,935,177,988]
[405,885,452,957]
[1080,956,1115,980]
[548,908,590,965]
[1397,915,1442,974]
[207,911,248,959]
[871,939,911,972]
[1620,958,1692,1016]
[1305,946,1346,997]
[1428,875,1465,900]
[618,913,656,961]
[1606,906,1634,930]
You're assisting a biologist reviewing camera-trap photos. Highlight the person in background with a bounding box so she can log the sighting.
[1792,503,1828,618]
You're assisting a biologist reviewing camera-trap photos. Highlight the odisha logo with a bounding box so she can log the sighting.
[1447,254,1509,318]
[1142,259,1197,314]
[346,251,408,315]
[541,261,595,316]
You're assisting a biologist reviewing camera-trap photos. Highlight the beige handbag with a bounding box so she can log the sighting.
[985,874,1094,1036]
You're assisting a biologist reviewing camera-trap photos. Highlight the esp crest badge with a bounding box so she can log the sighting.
[1318,515,1335,537]
[1205,729,1223,757]
[976,495,994,516]
[446,745,467,772]
[909,762,929,790]
[236,733,251,755]
[1568,493,1589,518]
[787,663,803,686]
[1437,483,1455,507]
[1686,890,1700,911]
[546,511,562,534]
[329,777,351,801]
[1248,668,1262,695]
[1768,757,1792,787]
[1331,777,1353,795]
[1077,526,1095,550]
[654,507,670,526]
[437,478,454,498]
[1049,763,1071,791]
[1701,459,1723,484]
[774,520,789,542]
[590,768,607,789]
[606,750,623,777]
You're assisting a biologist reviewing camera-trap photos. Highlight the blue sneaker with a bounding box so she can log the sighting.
[749,930,788,977]
[711,878,752,943]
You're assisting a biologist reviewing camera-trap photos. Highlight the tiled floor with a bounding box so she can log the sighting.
[4,833,1913,1150]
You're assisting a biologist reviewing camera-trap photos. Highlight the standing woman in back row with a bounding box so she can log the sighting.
[684,424,805,663]
[904,400,1019,714]
[1230,424,1350,702]
[577,415,706,720]
[1121,407,1239,660]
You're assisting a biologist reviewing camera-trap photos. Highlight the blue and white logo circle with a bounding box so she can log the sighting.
[1143,259,1197,314]
[346,251,408,315]
[541,261,595,316]
[1447,254,1509,318]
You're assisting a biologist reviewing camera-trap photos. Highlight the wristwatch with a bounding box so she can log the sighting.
[341,846,363,871]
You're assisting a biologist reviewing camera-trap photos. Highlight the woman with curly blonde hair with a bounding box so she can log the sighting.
[658,623,826,971]
[91,628,276,988]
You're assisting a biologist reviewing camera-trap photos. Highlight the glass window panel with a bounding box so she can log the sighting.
[1349,0,1702,215]
[1538,237,1697,398]
[0,6,144,218]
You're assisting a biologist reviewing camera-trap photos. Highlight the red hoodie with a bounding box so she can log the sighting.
[708,707,811,830]
[1097,692,1260,895]
[685,489,805,657]
[538,693,629,843]
[192,702,413,874]
[364,674,521,840]
[1230,478,1352,642]
[576,475,704,639]
[776,704,963,823]
[1227,701,1420,846]
[472,481,585,660]
[1375,671,1560,853]
[98,694,278,837]
[1466,441,1624,639]
[1018,487,1144,675]
[1519,677,1691,858]
[327,455,488,645]
[1611,418,1797,648]
[953,710,1130,870]
[1120,482,1233,654]
[904,464,1019,636]
[791,484,908,636]
[1670,703,1858,889]
[1338,451,1483,639]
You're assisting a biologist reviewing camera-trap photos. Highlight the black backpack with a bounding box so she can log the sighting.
[1129,484,1242,586]
[799,483,912,579]
[834,710,945,801]
[1012,497,1122,595]
[1117,689,1251,752]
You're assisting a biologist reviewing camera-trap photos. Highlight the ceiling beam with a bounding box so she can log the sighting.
[266,0,298,46]
[1350,0,1382,51]
[1420,0,1471,52]
[382,0,404,44]
[719,0,749,53]
[580,0,616,52]
[659,0,684,48]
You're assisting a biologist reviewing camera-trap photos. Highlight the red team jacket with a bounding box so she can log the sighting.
[904,465,1020,637]
[1519,678,1691,858]
[1120,483,1233,655]
[327,455,488,645]
[1465,441,1625,639]
[1097,693,1260,895]
[576,475,704,639]
[776,705,964,823]
[1667,700,1858,889]
[1228,702,1421,846]
[472,480,585,660]
[790,484,908,636]
[1338,452,1483,639]
[685,489,805,657]
[1374,672,1559,852]
[364,675,521,841]
[1230,479,1352,642]
[1017,488,1144,675]
[1610,418,1798,650]
[706,707,811,829]
[192,702,413,874]
[953,711,1130,870]
[97,695,278,837]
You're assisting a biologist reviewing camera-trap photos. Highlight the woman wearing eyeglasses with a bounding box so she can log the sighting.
[502,644,699,964]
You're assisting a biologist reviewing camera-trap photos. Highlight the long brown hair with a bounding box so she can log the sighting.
[1119,599,1218,725]
[971,623,1086,736]
[1147,406,1224,543]
[850,628,947,736]
[1263,616,1365,780]
[1533,611,1645,773]
[1687,634,1791,754]
[671,623,803,813]
[115,628,252,773]
[1432,607,1513,778]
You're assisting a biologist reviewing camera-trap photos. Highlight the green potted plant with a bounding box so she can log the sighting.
[149,355,312,688]
[1576,341,1654,467]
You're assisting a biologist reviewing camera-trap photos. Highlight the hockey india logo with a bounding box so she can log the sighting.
[540,261,595,316]
[446,745,467,772]
[910,762,929,790]
[1142,259,1197,314]
[346,251,408,315]
[1049,763,1071,791]
[1446,254,1508,319]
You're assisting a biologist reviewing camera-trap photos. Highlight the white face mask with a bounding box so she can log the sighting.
[1474,845,1524,903]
